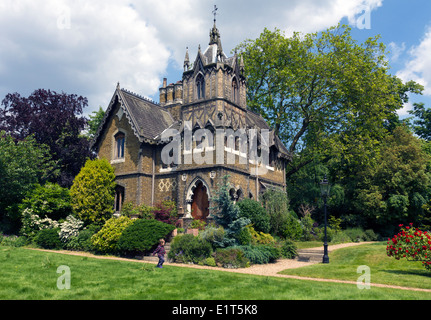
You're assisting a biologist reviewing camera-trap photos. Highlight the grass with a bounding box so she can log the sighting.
[1,245,431,300]
[281,242,431,291]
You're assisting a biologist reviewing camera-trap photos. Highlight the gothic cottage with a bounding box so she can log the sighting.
[91,21,291,225]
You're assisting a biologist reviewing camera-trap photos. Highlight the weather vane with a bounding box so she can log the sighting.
[212,5,218,23]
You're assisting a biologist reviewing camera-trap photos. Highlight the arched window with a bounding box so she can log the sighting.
[232,78,238,104]
[114,132,125,159]
[196,74,205,100]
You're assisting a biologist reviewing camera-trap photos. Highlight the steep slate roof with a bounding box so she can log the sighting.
[91,84,176,150]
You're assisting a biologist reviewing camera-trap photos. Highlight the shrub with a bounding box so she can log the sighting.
[59,215,84,243]
[387,224,431,271]
[34,228,62,249]
[344,227,366,242]
[91,216,133,253]
[280,239,298,259]
[168,234,213,263]
[65,227,96,252]
[0,234,27,247]
[247,225,275,245]
[153,200,178,226]
[70,159,116,225]
[20,207,59,240]
[234,245,281,264]
[236,226,252,245]
[279,214,302,240]
[19,183,73,222]
[330,231,351,244]
[117,219,175,255]
[199,225,225,248]
[214,248,250,268]
[237,199,271,233]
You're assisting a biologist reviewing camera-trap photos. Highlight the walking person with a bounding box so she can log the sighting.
[153,239,166,268]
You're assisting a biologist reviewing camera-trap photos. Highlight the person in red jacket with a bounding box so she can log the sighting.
[153,239,166,268]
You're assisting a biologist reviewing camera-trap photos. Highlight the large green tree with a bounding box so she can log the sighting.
[236,24,423,178]
[0,131,56,232]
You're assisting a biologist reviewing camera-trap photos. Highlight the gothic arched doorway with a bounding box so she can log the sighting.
[186,178,210,221]
[191,181,209,220]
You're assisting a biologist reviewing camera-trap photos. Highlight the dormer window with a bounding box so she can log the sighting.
[196,74,205,100]
[114,132,125,159]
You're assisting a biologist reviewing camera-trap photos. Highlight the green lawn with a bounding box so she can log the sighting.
[281,242,431,291]
[1,244,431,300]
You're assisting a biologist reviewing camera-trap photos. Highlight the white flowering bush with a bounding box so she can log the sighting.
[59,215,84,242]
[20,208,59,239]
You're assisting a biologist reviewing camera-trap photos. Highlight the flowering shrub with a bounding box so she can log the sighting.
[59,215,84,243]
[386,223,431,271]
[20,208,59,239]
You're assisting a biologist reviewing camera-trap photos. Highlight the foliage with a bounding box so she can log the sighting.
[260,189,290,237]
[198,224,225,249]
[86,106,105,140]
[153,200,178,226]
[19,183,72,222]
[167,234,213,264]
[0,234,27,247]
[58,215,84,243]
[409,102,431,141]
[70,159,116,225]
[245,225,275,245]
[34,228,62,249]
[386,224,431,271]
[64,227,97,252]
[0,131,56,232]
[90,216,133,253]
[353,126,430,231]
[121,202,154,219]
[210,176,250,246]
[237,198,271,233]
[20,208,59,240]
[117,219,175,254]
[233,245,281,264]
[280,239,298,259]
[236,24,423,178]
[190,219,207,230]
[0,89,93,187]
[214,248,250,268]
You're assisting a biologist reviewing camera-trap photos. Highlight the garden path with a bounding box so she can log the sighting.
[27,242,431,293]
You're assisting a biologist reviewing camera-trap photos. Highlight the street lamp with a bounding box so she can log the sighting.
[320,175,331,264]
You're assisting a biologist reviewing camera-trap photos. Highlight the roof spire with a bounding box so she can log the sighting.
[184,47,190,71]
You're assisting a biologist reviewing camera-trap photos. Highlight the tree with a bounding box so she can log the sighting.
[210,176,250,246]
[354,126,430,233]
[86,106,106,140]
[236,25,423,179]
[70,159,116,225]
[409,103,431,141]
[0,131,56,233]
[0,89,93,187]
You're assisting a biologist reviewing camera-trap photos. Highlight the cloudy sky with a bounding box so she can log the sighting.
[0,0,430,117]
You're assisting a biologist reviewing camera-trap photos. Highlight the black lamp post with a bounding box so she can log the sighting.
[320,175,330,264]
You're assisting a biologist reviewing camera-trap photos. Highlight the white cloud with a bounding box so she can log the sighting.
[0,0,384,113]
[396,26,431,96]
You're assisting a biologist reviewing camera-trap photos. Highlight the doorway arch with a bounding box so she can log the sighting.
[185,177,211,221]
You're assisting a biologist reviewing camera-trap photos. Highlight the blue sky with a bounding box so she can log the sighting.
[0,0,430,118]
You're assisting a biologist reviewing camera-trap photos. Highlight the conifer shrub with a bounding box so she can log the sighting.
[117,219,175,255]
